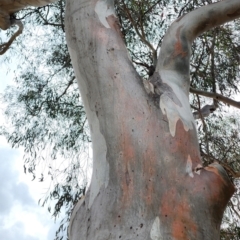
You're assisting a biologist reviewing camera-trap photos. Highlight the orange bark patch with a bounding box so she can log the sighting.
[171,200,197,239]
[160,187,198,239]
[173,26,188,58]
[201,166,235,204]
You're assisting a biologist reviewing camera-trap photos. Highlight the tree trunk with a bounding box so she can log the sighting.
[65,0,240,239]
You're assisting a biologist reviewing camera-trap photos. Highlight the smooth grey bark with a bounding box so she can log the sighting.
[65,0,240,239]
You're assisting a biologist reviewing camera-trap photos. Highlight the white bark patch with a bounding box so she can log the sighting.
[89,117,109,207]
[150,217,163,240]
[159,70,195,137]
[195,164,203,175]
[95,0,116,28]
[67,47,109,208]
[186,155,194,178]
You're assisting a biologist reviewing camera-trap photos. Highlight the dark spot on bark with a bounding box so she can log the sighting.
[125,170,131,186]
[165,215,168,217]
[140,223,143,228]
[88,218,90,221]
[118,215,121,218]
[130,226,132,229]
[114,225,116,227]
[119,236,121,238]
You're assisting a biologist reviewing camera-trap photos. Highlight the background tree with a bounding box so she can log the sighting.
[1,0,240,239]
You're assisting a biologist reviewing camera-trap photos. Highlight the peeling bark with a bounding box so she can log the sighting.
[63,0,240,239]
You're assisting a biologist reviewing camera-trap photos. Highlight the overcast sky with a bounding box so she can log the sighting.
[0,65,60,240]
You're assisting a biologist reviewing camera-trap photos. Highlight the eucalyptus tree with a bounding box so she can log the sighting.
[1,0,240,239]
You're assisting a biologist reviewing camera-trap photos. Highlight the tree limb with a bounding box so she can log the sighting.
[158,0,240,79]
[201,151,240,178]
[190,87,240,109]
[0,19,23,55]
[121,1,157,66]
[0,0,56,30]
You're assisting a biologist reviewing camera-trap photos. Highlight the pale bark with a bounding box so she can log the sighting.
[65,0,240,239]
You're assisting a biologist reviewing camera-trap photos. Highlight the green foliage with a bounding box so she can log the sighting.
[1,0,240,239]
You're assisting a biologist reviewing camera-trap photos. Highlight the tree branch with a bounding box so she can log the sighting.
[0,0,57,30]
[158,0,240,78]
[0,19,23,55]
[37,7,63,27]
[201,151,240,178]
[56,77,75,101]
[121,1,157,66]
[190,87,240,109]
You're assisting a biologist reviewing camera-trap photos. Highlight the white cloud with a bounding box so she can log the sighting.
[0,221,38,240]
[0,144,59,240]
[0,148,34,215]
